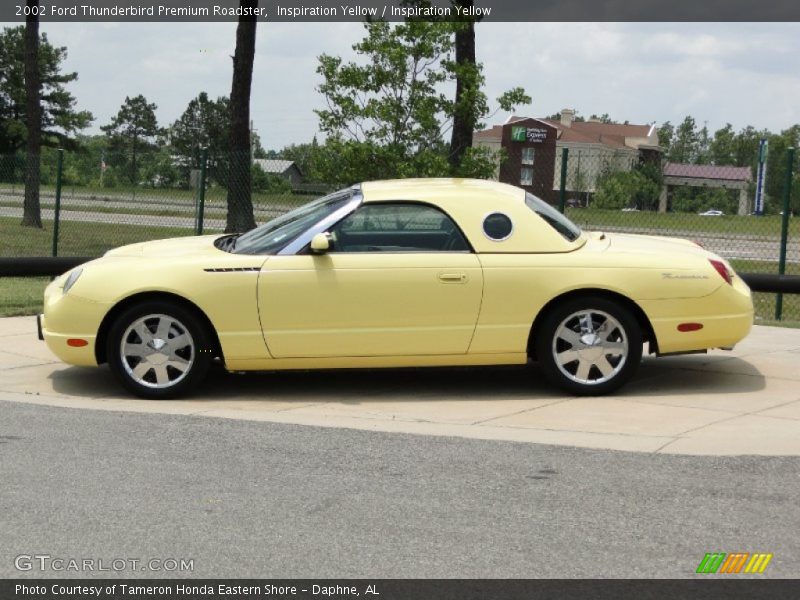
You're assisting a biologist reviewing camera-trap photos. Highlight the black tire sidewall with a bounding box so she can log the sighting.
[535,296,643,396]
[107,300,213,399]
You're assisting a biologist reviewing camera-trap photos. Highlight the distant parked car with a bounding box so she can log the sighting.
[699,209,724,216]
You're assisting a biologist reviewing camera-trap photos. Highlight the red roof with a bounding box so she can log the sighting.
[663,162,752,182]
[475,116,652,151]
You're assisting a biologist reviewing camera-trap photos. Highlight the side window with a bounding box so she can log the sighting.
[330,203,470,253]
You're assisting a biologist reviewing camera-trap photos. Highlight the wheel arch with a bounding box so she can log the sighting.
[94,291,223,365]
[527,288,657,360]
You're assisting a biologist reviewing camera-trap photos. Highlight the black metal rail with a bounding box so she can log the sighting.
[1,256,799,295]
[0,257,93,277]
[740,273,800,294]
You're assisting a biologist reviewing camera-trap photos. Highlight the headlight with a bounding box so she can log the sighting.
[62,268,83,294]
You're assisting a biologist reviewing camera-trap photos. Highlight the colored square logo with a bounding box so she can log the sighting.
[511,126,526,142]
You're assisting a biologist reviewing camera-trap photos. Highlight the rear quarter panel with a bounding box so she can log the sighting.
[470,247,725,354]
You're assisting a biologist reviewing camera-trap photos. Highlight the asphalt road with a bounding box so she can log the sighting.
[1,400,798,578]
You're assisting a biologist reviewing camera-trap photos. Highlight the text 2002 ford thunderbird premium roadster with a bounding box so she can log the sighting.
[39,179,753,399]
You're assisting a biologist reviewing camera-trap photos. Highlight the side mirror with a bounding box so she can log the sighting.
[310,232,331,254]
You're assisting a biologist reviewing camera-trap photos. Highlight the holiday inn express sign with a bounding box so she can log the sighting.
[511,126,549,143]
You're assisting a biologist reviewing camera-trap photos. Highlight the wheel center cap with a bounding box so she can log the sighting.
[578,333,603,361]
[149,338,167,351]
[580,333,600,346]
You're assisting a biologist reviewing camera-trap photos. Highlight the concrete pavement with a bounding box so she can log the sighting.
[1,316,800,456]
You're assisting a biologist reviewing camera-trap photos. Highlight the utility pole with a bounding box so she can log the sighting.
[250,119,258,161]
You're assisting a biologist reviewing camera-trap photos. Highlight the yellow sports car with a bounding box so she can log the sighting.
[39,178,753,399]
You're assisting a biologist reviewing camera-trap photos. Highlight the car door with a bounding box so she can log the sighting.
[258,202,483,358]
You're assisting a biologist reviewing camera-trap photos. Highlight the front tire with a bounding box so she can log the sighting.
[534,296,643,396]
[107,301,213,399]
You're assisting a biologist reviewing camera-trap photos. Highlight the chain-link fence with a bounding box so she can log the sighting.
[0,146,797,324]
[0,149,320,258]
[550,146,799,324]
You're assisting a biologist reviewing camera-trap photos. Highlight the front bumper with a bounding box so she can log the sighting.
[40,280,107,367]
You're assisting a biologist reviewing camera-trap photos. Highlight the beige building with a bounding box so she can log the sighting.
[475,109,661,197]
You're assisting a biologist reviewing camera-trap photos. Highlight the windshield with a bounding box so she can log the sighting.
[230,188,356,255]
[524,192,582,242]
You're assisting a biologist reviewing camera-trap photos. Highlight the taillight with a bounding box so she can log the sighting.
[709,259,732,285]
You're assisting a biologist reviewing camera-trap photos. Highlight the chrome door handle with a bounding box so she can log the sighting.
[438,272,467,283]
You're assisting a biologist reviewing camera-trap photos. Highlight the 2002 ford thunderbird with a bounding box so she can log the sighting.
[39,178,753,399]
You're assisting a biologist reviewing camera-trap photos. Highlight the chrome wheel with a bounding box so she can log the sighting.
[119,314,195,389]
[551,309,628,386]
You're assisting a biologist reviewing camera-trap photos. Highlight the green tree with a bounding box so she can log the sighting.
[657,121,673,154]
[588,113,615,124]
[765,125,800,214]
[0,21,92,226]
[668,116,698,163]
[316,20,528,184]
[0,26,93,154]
[593,168,660,210]
[101,95,162,185]
[545,110,586,123]
[169,93,229,169]
[266,140,322,182]
[251,163,291,194]
[709,123,737,165]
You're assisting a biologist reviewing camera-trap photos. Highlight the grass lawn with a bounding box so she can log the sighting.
[0,216,197,257]
[0,277,48,317]
[567,208,799,238]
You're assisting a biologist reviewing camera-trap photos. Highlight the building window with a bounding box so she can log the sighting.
[521,147,535,165]
[520,166,533,186]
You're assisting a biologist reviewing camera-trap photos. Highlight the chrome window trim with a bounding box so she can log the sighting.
[482,211,514,242]
[278,191,363,255]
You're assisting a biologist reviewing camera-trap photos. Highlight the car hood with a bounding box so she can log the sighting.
[104,235,224,258]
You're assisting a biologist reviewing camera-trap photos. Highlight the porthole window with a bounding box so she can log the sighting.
[482,212,513,241]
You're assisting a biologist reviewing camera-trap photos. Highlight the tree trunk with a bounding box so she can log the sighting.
[448,5,476,174]
[226,0,258,233]
[22,0,42,228]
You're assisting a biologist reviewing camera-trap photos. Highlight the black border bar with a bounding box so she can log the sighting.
[2,579,799,600]
[3,0,800,23]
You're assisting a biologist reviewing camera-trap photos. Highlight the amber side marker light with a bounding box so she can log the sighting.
[677,323,704,332]
[67,339,88,347]
[709,259,733,285]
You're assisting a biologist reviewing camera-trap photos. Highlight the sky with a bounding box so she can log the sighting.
[9,21,800,150]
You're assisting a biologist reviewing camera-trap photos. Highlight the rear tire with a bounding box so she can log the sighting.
[107,300,214,399]
[534,296,643,396]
